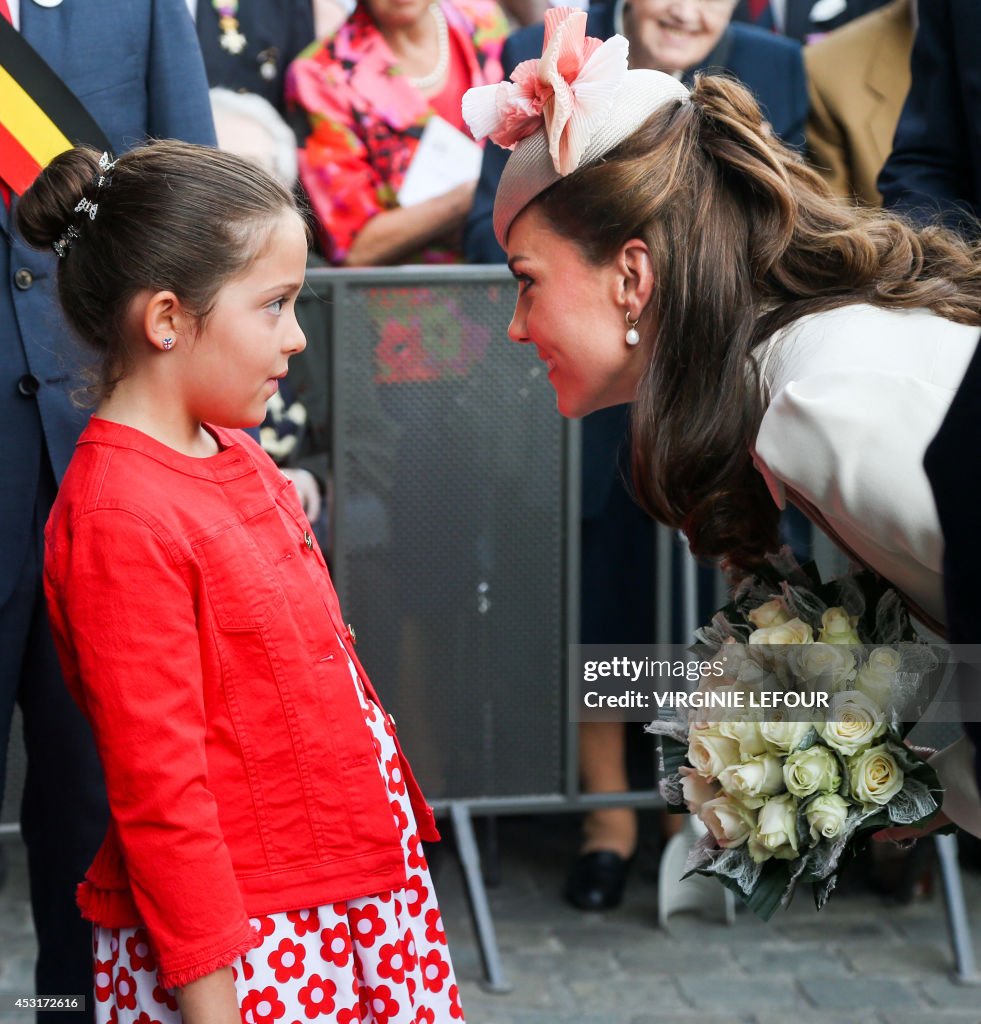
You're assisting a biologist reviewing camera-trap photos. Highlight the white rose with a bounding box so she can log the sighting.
[748,619,813,685]
[854,647,902,711]
[760,716,811,755]
[748,617,814,646]
[748,598,790,630]
[678,765,720,815]
[687,725,741,780]
[718,718,768,758]
[849,744,905,806]
[820,691,887,756]
[783,744,841,798]
[713,642,776,688]
[817,606,861,646]
[718,753,785,804]
[805,793,850,842]
[788,642,856,693]
[699,794,756,849]
[697,665,736,694]
[748,793,800,863]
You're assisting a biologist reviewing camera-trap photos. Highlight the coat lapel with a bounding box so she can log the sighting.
[862,3,912,170]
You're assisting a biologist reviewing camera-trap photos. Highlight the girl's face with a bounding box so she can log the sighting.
[506,205,651,419]
[179,211,308,429]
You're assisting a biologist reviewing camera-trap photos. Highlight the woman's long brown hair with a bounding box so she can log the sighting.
[532,73,981,570]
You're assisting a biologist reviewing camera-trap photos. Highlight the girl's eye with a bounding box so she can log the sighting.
[514,274,533,295]
[267,298,285,315]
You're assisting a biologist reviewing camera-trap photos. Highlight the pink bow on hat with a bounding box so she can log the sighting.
[462,8,629,176]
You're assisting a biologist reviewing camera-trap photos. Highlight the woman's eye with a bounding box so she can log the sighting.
[515,274,533,295]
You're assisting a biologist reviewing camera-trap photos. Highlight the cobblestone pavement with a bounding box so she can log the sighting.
[2,813,981,1024]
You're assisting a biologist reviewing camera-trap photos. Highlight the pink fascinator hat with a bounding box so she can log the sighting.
[462,8,690,247]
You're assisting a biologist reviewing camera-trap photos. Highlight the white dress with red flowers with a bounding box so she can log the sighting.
[91,649,465,1024]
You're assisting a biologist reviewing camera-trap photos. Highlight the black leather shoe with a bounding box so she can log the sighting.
[564,850,632,911]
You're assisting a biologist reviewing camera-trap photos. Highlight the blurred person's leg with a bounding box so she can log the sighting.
[571,409,655,909]
[579,721,637,858]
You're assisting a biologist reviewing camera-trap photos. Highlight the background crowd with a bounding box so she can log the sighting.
[3,0,979,1020]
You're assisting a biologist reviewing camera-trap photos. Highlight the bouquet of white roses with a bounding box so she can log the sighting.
[649,553,945,919]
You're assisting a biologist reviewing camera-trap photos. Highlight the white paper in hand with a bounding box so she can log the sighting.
[397,115,483,207]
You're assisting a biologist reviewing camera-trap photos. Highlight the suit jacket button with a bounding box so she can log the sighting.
[14,268,34,290]
[303,531,313,550]
[17,374,40,397]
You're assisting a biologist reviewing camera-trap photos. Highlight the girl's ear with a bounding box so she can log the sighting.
[616,238,655,319]
[142,290,190,352]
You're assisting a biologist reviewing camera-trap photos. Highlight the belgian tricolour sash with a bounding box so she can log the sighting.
[0,16,111,195]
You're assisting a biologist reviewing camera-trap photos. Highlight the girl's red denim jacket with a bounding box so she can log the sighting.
[44,418,438,988]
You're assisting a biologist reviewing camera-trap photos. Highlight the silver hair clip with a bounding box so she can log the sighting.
[52,225,80,259]
[74,198,98,220]
[96,151,117,189]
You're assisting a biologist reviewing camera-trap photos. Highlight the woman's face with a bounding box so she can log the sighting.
[627,0,737,73]
[364,0,431,30]
[506,206,651,419]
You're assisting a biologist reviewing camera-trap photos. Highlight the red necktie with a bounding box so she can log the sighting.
[0,0,12,208]
[748,0,769,19]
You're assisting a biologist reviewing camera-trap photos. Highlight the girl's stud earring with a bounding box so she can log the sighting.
[625,312,640,347]
[161,337,175,350]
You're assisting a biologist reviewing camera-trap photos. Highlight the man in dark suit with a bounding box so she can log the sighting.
[464,0,807,911]
[1,3,214,1015]
[733,0,890,41]
[877,0,981,834]
[878,0,981,233]
[924,341,981,823]
[194,0,315,114]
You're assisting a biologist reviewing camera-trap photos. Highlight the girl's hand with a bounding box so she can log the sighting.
[175,966,240,1024]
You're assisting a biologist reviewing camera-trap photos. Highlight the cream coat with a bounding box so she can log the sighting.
[752,303,981,836]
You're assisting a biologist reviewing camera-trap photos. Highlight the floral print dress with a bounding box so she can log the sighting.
[91,642,465,1024]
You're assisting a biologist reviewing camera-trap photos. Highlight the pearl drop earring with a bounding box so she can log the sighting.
[625,312,640,347]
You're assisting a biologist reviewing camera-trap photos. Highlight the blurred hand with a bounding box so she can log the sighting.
[282,468,322,524]
[446,177,478,214]
[873,809,950,844]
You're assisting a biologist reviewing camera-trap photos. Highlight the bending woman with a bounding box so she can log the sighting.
[462,8,981,837]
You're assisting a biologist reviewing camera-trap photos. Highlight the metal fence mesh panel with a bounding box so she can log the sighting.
[326,269,569,801]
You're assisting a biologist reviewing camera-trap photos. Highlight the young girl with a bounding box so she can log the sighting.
[17,142,464,1024]
[462,9,981,837]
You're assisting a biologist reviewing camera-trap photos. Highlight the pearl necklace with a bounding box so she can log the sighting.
[408,4,449,92]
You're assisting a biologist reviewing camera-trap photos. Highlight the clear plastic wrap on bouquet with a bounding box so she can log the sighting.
[649,549,948,919]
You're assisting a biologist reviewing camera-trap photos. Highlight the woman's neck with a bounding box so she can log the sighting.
[380,5,438,64]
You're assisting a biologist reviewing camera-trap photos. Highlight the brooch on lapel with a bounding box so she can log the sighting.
[212,0,247,54]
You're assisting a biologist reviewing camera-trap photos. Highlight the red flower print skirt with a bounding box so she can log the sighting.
[92,648,465,1023]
